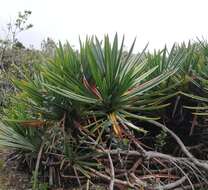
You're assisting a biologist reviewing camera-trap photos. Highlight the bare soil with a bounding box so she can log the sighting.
[0,149,31,190]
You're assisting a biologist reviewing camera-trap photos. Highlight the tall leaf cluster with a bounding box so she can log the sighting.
[1,35,208,187]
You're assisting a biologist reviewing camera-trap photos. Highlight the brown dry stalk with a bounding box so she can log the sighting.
[148,120,208,171]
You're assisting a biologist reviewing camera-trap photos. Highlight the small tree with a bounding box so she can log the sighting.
[0,10,34,110]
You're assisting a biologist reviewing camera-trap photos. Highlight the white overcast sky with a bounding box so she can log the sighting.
[0,0,208,51]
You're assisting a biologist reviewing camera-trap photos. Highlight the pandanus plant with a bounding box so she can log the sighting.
[2,36,208,189]
[181,41,208,116]
[41,34,182,138]
[0,35,186,149]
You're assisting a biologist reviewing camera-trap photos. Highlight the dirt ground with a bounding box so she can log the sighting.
[0,149,31,190]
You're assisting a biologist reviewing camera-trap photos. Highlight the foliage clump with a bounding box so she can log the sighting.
[1,35,208,189]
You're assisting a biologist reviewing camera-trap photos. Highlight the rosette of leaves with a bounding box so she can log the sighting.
[41,35,181,139]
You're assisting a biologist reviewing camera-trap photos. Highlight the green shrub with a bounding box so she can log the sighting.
[1,35,208,189]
